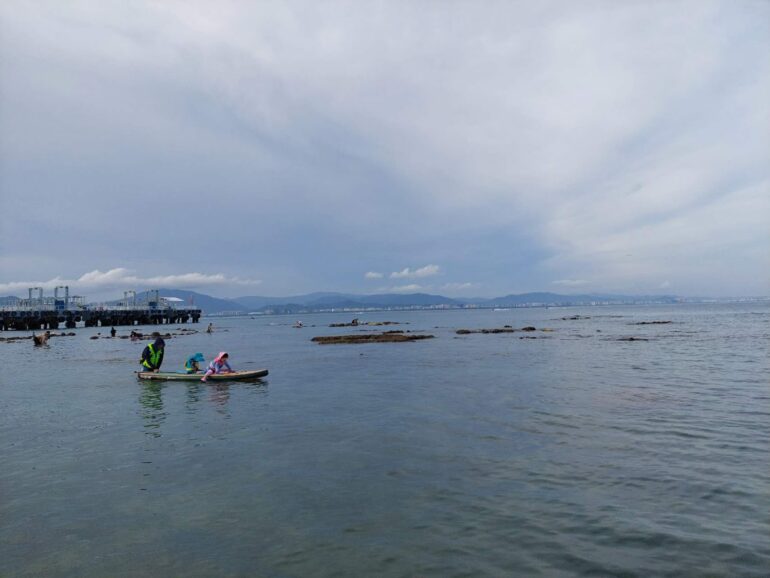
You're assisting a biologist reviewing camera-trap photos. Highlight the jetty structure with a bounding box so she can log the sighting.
[0,287,201,331]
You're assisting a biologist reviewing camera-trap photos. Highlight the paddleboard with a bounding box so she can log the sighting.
[137,369,268,381]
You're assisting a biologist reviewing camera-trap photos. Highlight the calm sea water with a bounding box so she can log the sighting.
[1,303,768,577]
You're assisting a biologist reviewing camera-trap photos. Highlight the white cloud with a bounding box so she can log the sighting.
[378,284,424,293]
[553,279,589,287]
[390,265,441,279]
[441,282,476,291]
[0,268,261,296]
[364,271,383,279]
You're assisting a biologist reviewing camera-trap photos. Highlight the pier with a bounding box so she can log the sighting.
[0,287,201,331]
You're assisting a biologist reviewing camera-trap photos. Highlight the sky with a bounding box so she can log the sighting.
[1,1,768,300]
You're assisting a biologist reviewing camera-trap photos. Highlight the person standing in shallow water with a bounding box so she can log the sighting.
[140,338,165,372]
[110,326,116,338]
[206,323,213,334]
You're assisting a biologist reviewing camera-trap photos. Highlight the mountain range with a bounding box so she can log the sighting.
[100,289,684,315]
[6,289,763,315]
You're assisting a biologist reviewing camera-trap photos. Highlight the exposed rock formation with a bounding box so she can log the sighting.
[455,326,542,335]
[312,332,434,344]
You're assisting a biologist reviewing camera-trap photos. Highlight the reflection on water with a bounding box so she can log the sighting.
[139,379,268,435]
[185,382,203,411]
[208,384,231,415]
[139,382,166,437]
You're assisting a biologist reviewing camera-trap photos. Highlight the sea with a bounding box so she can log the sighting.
[1,303,768,577]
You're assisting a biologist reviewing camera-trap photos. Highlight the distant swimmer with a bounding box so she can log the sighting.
[32,330,51,346]
[206,323,213,334]
[294,320,303,328]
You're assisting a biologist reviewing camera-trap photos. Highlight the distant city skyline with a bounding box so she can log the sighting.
[1,2,768,298]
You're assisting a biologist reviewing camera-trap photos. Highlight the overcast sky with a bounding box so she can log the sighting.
[1,1,768,300]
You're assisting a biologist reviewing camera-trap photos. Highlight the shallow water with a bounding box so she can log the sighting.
[1,303,768,577]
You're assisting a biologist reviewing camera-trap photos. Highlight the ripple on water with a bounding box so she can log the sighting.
[1,303,769,577]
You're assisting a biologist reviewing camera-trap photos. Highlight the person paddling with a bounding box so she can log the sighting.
[140,338,165,372]
[201,351,234,382]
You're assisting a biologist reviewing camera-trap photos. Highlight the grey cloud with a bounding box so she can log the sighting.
[1,1,767,297]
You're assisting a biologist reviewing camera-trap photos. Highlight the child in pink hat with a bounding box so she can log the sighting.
[201,352,234,382]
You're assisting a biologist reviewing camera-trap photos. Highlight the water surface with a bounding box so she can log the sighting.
[1,304,768,576]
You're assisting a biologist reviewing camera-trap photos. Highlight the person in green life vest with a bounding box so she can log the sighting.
[140,338,165,372]
[184,352,205,374]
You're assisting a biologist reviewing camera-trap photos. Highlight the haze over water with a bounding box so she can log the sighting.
[1,303,768,577]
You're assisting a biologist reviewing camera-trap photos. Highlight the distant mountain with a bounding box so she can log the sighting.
[109,289,248,315]
[233,292,356,309]
[4,288,762,315]
[351,293,461,307]
[457,297,492,305]
[0,296,20,306]
[147,290,685,314]
[158,289,249,314]
[484,292,680,307]
[234,292,463,312]
[289,291,679,309]
[247,303,319,315]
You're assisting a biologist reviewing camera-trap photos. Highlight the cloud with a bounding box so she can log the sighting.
[553,279,589,287]
[364,271,383,279]
[0,2,767,297]
[0,268,261,296]
[378,284,424,293]
[542,179,770,294]
[441,282,476,291]
[390,265,441,279]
